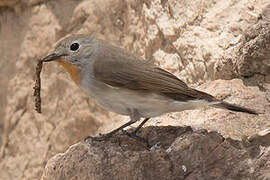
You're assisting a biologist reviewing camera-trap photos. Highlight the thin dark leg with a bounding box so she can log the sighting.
[132,117,150,134]
[85,109,140,142]
[122,131,150,146]
[84,119,138,141]
[122,118,151,146]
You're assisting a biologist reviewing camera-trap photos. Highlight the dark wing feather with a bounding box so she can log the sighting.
[93,40,215,102]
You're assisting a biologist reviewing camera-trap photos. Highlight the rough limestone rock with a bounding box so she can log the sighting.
[215,6,270,78]
[0,0,269,180]
[42,126,270,180]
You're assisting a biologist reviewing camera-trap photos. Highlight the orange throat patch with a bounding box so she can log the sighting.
[56,59,80,85]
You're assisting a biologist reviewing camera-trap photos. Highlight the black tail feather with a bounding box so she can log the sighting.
[212,101,258,115]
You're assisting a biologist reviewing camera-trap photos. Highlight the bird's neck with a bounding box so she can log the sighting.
[56,59,81,85]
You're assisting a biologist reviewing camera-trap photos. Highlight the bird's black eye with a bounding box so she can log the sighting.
[70,43,79,51]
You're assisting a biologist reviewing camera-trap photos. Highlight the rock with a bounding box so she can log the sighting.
[262,3,270,21]
[247,128,270,146]
[215,3,270,79]
[0,0,18,7]
[0,0,45,7]
[42,126,270,180]
[235,20,270,77]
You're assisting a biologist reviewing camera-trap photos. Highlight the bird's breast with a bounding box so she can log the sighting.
[56,59,81,85]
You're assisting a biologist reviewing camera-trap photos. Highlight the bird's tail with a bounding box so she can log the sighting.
[211,101,258,115]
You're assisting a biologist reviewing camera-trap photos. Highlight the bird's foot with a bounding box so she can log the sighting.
[122,129,150,147]
[84,133,112,142]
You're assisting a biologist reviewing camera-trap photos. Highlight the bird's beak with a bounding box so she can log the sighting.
[42,52,62,62]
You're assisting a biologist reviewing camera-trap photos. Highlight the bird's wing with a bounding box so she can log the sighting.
[93,42,215,102]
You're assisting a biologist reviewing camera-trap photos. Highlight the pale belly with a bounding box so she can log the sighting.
[91,89,175,117]
[80,77,211,118]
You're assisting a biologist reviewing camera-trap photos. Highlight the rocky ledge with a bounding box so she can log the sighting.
[42,126,270,180]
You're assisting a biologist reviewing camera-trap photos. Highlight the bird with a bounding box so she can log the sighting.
[41,34,257,142]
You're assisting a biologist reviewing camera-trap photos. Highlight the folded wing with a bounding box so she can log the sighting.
[93,43,215,102]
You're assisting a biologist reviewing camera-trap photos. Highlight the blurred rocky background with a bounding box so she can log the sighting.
[0,0,269,179]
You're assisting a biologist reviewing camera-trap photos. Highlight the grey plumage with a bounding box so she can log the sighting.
[42,35,258,142]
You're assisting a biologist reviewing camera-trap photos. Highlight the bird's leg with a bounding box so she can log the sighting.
[85,109,140,142]
[131,117,150,134]
[122,117,151,145]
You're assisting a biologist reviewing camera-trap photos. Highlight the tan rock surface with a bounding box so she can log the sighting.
[0,0,269,180]
[42,126,270,180]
